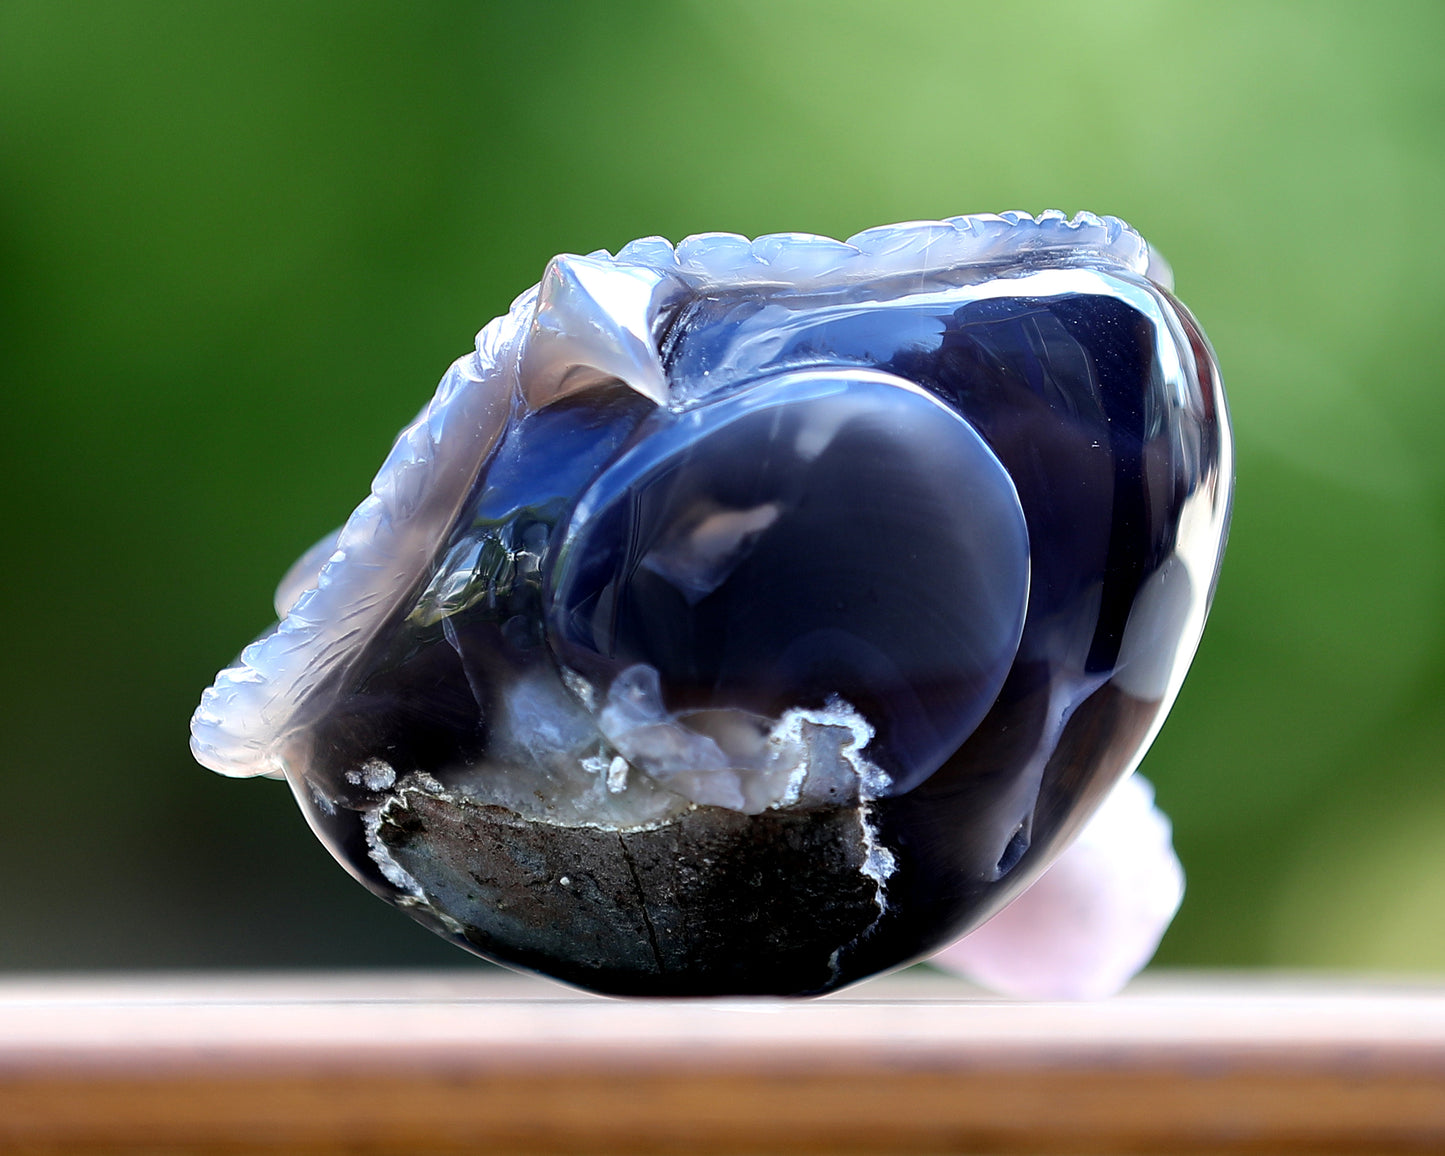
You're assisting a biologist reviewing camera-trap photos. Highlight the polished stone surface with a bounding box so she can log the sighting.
[196,214,1231,996]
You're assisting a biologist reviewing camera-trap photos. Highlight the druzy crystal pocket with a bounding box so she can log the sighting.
[192,211,1231,996]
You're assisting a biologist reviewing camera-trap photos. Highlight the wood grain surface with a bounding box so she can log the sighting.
[0,969,1441,1154]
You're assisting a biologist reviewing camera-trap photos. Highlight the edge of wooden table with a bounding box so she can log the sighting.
[1,969,1442,1153]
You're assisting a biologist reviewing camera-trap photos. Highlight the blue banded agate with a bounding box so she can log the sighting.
[192,212,1231,995]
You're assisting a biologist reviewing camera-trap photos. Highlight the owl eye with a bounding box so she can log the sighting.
[191,210,1231,997]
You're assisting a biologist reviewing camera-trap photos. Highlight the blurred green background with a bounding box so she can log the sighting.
[1,0,1442,973]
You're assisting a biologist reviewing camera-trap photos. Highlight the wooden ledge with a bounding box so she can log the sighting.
[1,970,1443,1153]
